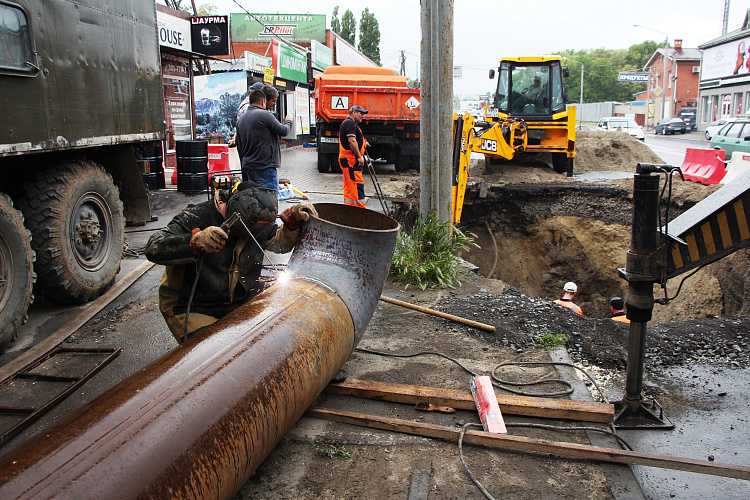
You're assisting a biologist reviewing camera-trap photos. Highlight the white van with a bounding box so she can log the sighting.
[596,117,645,141]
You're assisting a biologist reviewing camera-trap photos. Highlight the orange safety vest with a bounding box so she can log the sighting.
[554,298,583,315]
[611,312,630,323]
[338,120,368,207]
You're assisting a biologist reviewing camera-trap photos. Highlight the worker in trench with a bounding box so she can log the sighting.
[609,297,630,323]
[338,105,369,207]
[145,181,317,343]
[553,281,584,315]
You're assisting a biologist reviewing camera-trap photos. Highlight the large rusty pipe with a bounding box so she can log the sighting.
[0,204,398,498]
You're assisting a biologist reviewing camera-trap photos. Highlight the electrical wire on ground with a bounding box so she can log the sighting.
[355,347,632,498]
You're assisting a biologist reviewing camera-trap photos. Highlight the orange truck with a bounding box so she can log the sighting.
[314,66,421,173]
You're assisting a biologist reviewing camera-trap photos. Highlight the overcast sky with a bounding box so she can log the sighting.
[206,0,749,96]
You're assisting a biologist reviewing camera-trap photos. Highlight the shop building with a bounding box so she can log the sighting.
[697,10,750,131]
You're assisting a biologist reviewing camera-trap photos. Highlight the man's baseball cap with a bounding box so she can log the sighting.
[563,282,577,293]
[349,105,368,114]
[609,297,624,310]
[250,82,264,90]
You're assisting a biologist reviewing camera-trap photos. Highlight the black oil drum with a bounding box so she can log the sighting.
[141,142,166,190]
[176,172,208,194]
[176,140,208,174]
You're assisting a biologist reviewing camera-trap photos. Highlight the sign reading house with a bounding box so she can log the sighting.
[191,16,229,56]
[231,13,326,44]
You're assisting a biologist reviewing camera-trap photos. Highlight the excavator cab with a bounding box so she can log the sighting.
[492,59,567,120]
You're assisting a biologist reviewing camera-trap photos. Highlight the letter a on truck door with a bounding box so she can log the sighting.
[331,96,349,110]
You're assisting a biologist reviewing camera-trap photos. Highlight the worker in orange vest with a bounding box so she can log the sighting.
[553,282,583,315]
[609,297,630,323]
[338,105,369,207]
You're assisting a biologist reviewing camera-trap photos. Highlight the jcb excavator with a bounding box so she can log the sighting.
[452,56,576,224]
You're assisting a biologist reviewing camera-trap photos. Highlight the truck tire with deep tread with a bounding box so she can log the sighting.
[19,161,124,304]
[318,152,332,173]
[0,194,35,352]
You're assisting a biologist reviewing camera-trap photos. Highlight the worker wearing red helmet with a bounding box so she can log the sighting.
[338,105,369,207]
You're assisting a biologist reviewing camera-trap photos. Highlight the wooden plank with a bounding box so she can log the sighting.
[0,261,155,383]
[379,295,496,332]
[324,378,614,424]
[306,407,750,481]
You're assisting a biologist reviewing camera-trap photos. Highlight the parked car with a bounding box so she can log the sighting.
[704,118,736,140]
[709,118,750,157]
[654,118,687,135]
[595,117,645,140]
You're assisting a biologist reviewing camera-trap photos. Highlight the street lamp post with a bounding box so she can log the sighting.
[562,57,584,105]
[634,25,669,122]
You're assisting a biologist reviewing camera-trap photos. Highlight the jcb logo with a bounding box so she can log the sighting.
[481,139,497,152]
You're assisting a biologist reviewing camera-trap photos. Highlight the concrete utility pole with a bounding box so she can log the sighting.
[420,0,454,222]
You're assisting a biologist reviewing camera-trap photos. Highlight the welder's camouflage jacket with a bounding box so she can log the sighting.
[145,196,298,320]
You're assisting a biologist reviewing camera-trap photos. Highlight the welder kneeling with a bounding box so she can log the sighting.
[145,181,317,342]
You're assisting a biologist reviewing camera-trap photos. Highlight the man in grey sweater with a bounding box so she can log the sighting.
[235,87,292,195]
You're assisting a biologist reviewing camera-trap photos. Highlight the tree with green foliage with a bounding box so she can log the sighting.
[331,6,341,34]
[554,40,661,104]
[340,9,356,45]
[358,8,381,66]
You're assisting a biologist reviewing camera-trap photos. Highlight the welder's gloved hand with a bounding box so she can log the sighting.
[190,226,228,254]
[279,202,317,231]
[292,202,317,222]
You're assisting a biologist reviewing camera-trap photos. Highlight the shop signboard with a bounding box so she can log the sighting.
[271,39,307,83]
[231,13,325,43]
[191,16,229,56]
[311,40,332,71]
[245,51,272,73]
[157,10,191,52]
[618,73,649,82]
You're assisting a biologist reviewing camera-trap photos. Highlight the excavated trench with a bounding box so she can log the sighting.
[455,182,750,322]
[391,131,750,323]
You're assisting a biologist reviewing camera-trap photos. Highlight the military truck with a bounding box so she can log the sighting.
[0,0,165,350]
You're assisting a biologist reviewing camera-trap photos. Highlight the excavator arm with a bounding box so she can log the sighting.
[451,112,528,224]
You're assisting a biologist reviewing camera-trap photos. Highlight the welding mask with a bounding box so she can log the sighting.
[225,182,278,237]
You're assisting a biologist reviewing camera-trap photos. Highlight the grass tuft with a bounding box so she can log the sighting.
[534,332,569,348]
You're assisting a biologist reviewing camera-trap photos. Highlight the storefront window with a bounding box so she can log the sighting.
[700,96,709,123]
[734,92,743,116]
[162,55,192,150]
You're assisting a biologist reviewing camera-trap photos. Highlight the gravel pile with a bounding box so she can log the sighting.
[435,290,750,372]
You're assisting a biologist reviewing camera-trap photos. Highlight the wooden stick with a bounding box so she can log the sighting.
[379,295,496,332]
[324,379,613,423]
[306,407,750,481]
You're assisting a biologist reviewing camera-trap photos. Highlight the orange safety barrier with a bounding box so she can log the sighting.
[680,148,726,185]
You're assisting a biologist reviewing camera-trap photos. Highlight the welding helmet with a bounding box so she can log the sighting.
[225,181,278,236]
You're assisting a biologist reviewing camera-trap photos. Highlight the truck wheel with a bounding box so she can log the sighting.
[317,152,331,173]
[0,194,35,352]
[20,161,124,304]
[394,155,409,172]
[410,155,420,173]
[552,153,573,176]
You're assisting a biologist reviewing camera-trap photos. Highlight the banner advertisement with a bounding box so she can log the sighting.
[231,13,325,43]
[244,51,272,73]
[162,55,192,149]
[295,86,311,134]
[702,36,750,80]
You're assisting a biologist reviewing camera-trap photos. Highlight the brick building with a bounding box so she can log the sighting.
[642,40,701,129]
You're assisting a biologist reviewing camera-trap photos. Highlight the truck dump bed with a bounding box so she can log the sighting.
[315,66,420,122]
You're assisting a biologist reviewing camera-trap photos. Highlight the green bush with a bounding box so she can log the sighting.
[389,212,479,290]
